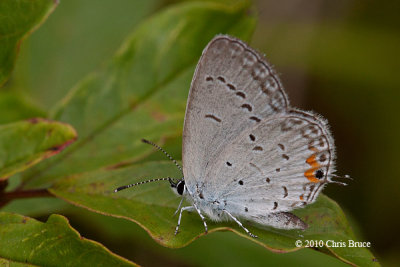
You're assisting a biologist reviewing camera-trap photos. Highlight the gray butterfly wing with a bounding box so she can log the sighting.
[182,35,288,188]
[205,109,335,223]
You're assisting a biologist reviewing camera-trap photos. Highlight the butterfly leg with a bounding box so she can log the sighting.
[175,206,194,235]
[173,195,185,217]
[223,210,257,238]
[193,202,208,234]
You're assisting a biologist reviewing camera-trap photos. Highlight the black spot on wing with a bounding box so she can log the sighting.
[226,83,236,90]
[283,186,288,198]
[249,134,255,141]
[241,104,253,112]
[205,114,221,122]
[249,116,261,122]
[235,91,246,99]
[217,76,226,83]
[253,146,263,151]
[315,170,324,179]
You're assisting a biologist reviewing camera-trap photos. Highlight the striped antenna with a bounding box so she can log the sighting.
[142,139,183,174]
[114,177,174,193]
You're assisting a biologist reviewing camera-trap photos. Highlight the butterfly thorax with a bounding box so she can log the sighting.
[183,181,229,221]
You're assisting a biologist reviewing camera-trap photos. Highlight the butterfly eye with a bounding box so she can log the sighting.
[176,180,185,195]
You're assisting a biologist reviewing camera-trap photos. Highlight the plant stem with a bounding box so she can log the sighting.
[0,188,53,208]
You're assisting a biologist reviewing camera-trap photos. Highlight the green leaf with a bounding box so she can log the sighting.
[21,1,255,188]
[50,161,378,266]
[0,91,46,124]
[0,212,136,266]
[9,0,159,109]
[0,0,58,87]
[0,119,77,180]
[50,206,350,266]
[0,258,36,267]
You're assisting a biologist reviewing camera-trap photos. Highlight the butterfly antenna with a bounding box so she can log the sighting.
[114,177,175,193]
[142,139,183,175]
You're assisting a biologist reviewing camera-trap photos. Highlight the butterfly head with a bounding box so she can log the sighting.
[170,178,186,196]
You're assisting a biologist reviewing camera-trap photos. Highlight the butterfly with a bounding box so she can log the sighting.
[115,35,347,238]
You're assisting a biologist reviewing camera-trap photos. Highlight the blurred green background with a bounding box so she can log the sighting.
[2,0,399,266]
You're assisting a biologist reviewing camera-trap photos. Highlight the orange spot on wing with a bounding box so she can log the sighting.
[300,194,304,200]
[304,154,321,183]
[306,154,318,165]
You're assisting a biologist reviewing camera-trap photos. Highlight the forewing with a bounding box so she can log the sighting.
[182,35,288,187]
[206,110,335,216]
